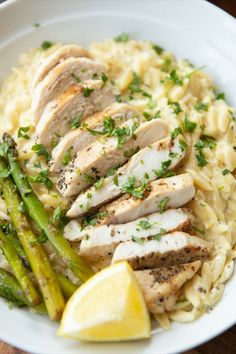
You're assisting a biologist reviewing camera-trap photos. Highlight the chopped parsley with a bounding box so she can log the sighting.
[168,101,183,115]
[34,161,42,169]
[17,126,30,140]
[152,43,164,55]
[128,73,143,94]
[154,227,166,240]
[194,135,217,168]
[62,147,73,166]
[114,32,129,43]
[94,177,105,190]
[153,160,175,179]
[121,176,149,198]
[222,169,231,175]
[182,116,197,132]
[167,70,183,86]
[196,151,208,167]
[70,112,83,130]
[115,94,122,103]
[41,41,54,50]
[113,175,119,186]
[194,102,208,112]
[179,139,187,151]
[216,92,225,100]
[191,225,205,235]
[131,235,144,244]
[158,197,170,213]
[171,127,183,140]
[31,144,51,163]
[34,23,40,28]
[83,87,94,97]
[51,206,62,225]
[124,147,139,158]
[137,220,152,230]
[81,211,108,230]
[101,73,108,85]
[82,174,96,183]
[29,169,53,190]
[71,73,81,83]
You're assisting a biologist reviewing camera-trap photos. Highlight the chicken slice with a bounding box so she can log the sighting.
[67,135,186,218]
[50,103,142,172]
[35,80,115,149]
[74,209,192,266]
[32,57,106,122]
[112,231,213,270]
[95,173,195,225]
[58,119,168,197]
[136,260,201,314]
[32,44,90,88]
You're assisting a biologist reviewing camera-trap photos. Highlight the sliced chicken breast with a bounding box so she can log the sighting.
[112,231,213,270]
[35,80,115,149]
[75,209,192,265]
[32,44,90,88]
[50,103,142,172]
[136,260,201,314]
[58,119,168,197]
[32,57,106,122]
[67,135,186,218]
[96,173,195,225]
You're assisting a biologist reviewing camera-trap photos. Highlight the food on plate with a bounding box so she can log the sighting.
[0,35,235,341]
[58,262,151,341]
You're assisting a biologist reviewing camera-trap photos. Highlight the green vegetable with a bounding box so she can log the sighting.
[29,169,53,190]
[83,87,94,97]
[158,197,170,213]
[62,147,73,166]
[41,41,54,50]
[3,134,94,284]
[153,228,167,241]
[70,112,83,130]
[71,73,81,83]
[170,127,183,139]
[114,33,129,43]
[121,176,149,198]
[0,268,46,314]
[152,44,164,55]
[0,155,65,320]
[31,144,51,163]
[167,70,183,86]
[17,127,30,140]
[222,169,231,176]
[137,220,152,230]
[182,116,197,132]
[194,102,208,112]
[0,228,40,306]
[216,92,225,100]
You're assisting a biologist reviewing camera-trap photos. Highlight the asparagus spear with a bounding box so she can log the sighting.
[0,157,65,320]
[0,268,47,314]
[0,221,77,300]
[3,134,94,283]
[0,228,40,306]
[0,221,30,268]
[56,273,77,300]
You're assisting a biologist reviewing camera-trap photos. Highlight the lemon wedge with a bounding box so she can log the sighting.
[58,261,151,341]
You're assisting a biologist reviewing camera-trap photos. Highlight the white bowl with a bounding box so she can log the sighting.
[0,1,236,353]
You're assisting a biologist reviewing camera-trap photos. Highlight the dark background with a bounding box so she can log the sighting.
[0,0,235,354]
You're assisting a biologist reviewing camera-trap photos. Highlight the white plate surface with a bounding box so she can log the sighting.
[0,1,236,353]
